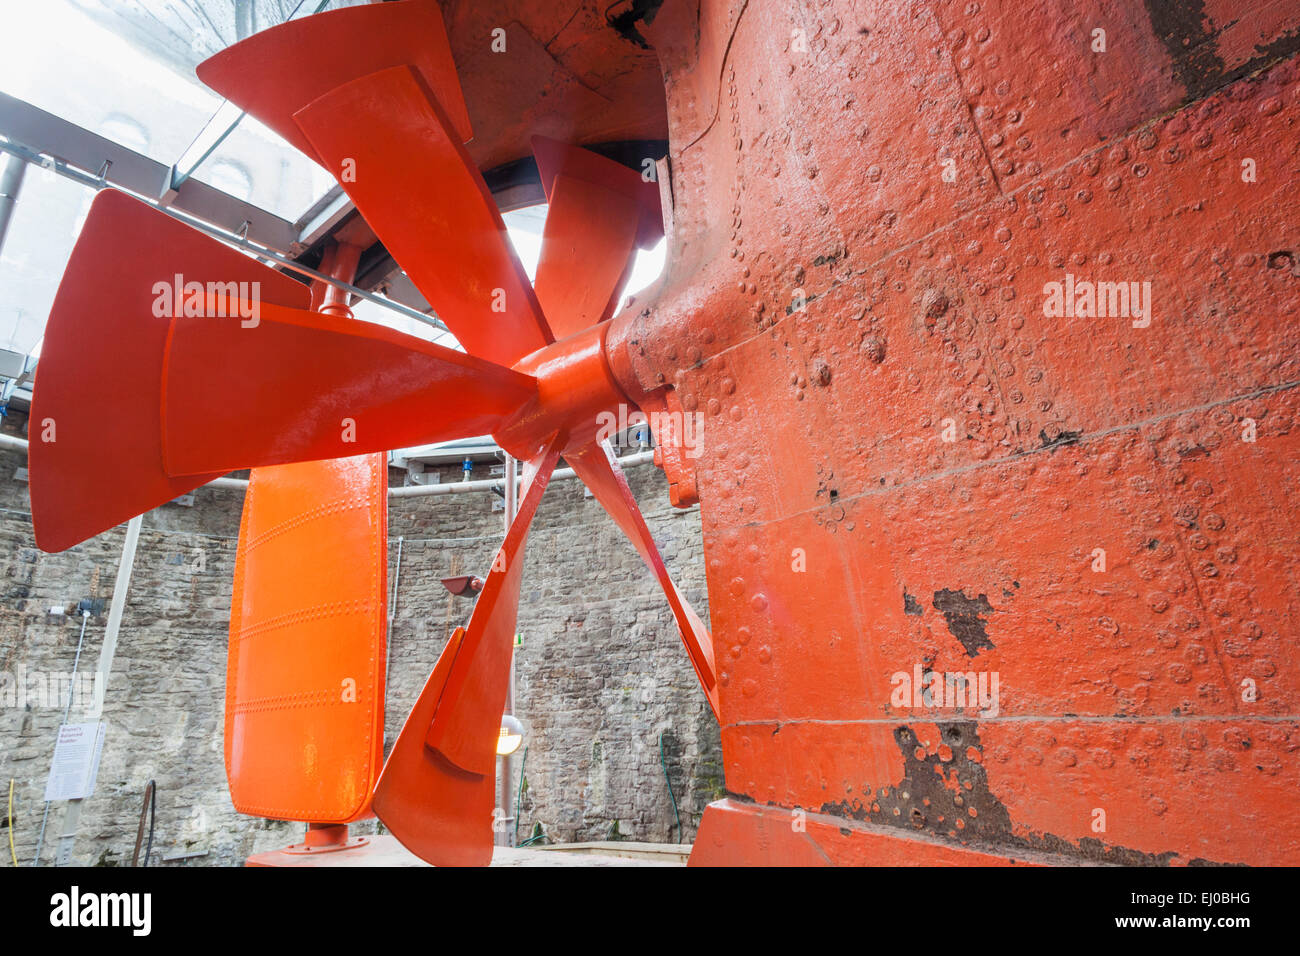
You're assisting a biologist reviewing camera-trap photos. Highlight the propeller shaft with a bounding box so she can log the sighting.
[494,323,632,460]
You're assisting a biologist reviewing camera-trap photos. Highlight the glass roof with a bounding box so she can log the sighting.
[189,112,338,218]
[350,292,460,351]
[0,0,370,214]
[1,0,222,164]
[0,170,90,355]
[498,204,667,314]
[0,0,667,385]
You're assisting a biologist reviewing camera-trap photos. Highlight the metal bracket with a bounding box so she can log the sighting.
[643,389,700,508]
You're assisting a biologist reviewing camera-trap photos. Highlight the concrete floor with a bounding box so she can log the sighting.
[246,835,688,867]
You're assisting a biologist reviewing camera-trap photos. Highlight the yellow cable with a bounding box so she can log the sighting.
[7,779,16,866]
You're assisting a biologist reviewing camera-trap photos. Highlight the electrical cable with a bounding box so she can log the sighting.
[7,779,16,865]
[131,780,156,867]
[660,732,681,844]
[144,781,156,867]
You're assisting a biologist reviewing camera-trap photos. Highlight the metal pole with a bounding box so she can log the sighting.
[503,454,518,531]
[498,454,518,848]
[86,514,142,721]
[53,513,142,866]
[30,608,90,865]
[389,451,655,498]
[0,153,26,256]
[385,535,403,691]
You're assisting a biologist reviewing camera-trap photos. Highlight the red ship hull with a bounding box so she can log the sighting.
[602,0,1300,865]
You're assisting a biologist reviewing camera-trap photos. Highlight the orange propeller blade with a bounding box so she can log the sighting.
[373,438,562,866]
[294,65,554,367]
[532,137,664,340]
[161,300,537,476]
[196,0,471,164]
[373,625,491,865]
[567,440,720,717]
[29,189,311,553]
[530,136,664,248]
[533,178,638,341]
[424,446,561,774]
[227,454,388,824]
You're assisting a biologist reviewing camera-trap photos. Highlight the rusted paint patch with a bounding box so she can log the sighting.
[1145,0,1300,101]
[903,590,924,616]
[1144,0,1227,100]
[607,0,665,50]
[932,588,995,657]
[822,723,1192,865]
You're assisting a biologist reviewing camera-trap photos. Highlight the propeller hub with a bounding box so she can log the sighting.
[493,322,632,459]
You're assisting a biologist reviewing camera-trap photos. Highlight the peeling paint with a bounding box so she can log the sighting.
[932,589,995,657]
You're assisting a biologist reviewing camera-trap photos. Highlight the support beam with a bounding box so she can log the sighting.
[0,433,657,500]
[0,91,295,251]
[0,152,25,254]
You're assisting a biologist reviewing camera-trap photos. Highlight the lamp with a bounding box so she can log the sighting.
[496,714,524,756]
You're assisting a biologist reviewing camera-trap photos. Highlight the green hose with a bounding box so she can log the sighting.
[659,733,681,844]
[519,823,546,847]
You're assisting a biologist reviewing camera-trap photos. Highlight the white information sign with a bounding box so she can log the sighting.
[44,721,106,801]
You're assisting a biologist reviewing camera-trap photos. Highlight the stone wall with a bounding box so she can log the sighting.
[0,420,719,866]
